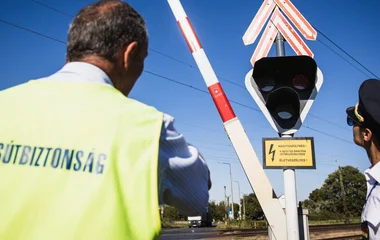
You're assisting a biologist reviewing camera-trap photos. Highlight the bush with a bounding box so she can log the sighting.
[217,220,268,229]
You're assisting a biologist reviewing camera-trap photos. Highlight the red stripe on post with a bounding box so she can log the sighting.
[177,21,195,53]
[185,17,202,50]
[208,83,236,122]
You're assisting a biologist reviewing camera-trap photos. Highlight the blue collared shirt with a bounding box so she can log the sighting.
[38,62,210,216]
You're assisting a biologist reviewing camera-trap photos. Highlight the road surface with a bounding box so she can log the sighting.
[157,224,361,239]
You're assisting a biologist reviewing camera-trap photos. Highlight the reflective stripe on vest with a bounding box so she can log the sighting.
[0,80,163,240]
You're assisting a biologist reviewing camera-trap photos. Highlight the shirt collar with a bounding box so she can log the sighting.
[365,161,380,183]
[53,62,114,87]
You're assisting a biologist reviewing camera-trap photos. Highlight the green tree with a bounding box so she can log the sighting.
[207,201,217,218]
[207,201,226,221]
[163,205,186,221]
[244,193,264,220]
[303,165,366,220]
[233,203,240,220]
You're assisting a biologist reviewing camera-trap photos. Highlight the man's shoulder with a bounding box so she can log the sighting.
[0,81,35,99]
[0,81,29,92]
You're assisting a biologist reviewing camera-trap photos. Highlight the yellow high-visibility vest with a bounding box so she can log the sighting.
[0,80,163,240]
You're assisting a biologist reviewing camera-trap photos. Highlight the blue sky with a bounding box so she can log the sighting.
[1,0,380,205]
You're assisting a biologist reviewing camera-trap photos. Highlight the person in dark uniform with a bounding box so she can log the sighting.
[346,79,380,240]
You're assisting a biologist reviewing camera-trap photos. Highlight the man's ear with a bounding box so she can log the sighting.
[123,41,138,69]
[362,128,373,143]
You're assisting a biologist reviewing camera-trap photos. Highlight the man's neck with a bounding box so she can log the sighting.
[73,57,114,81]
[67,58,131,96]
[366,145,380,166]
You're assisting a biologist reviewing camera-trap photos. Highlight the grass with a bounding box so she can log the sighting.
[216,220,268,230]
[309,217,361,225]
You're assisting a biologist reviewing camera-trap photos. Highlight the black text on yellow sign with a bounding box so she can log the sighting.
[262,137,316,169]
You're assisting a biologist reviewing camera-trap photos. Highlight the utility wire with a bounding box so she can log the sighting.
[31,0,73,17]
[0,18,354,145]
[0,19,65,44]
[303,125,353,144]
[28,0,380,81]
[266,17,376,80]
[0,19,359,161]
[207,159,239,164]
[27,0,355,130]
[314,27,380,79]
[187,138,233,147]
[307,113,351,132]
[318,153,357,161]
[176,120,223,133]
[316,38,372,79]
[29,0,246,89]
[144,70,261,112]
[143,70,208,94]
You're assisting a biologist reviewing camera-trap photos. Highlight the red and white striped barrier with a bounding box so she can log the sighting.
[168,0,235,123]
[167,1,287,239]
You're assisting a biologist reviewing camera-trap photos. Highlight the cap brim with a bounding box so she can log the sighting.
[346,106,360,122]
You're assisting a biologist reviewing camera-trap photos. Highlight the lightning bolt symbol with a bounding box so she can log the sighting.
[269,144,276,161]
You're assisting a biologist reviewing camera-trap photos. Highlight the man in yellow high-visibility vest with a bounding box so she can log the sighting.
[0,0,211,239]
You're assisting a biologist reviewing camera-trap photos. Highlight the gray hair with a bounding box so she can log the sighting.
[66,0,148,62]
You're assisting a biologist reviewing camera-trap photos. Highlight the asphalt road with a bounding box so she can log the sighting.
[157,227,269,239]
[157,224,361,240]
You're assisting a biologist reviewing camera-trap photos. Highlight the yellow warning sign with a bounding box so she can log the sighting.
[263,137,315,169]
